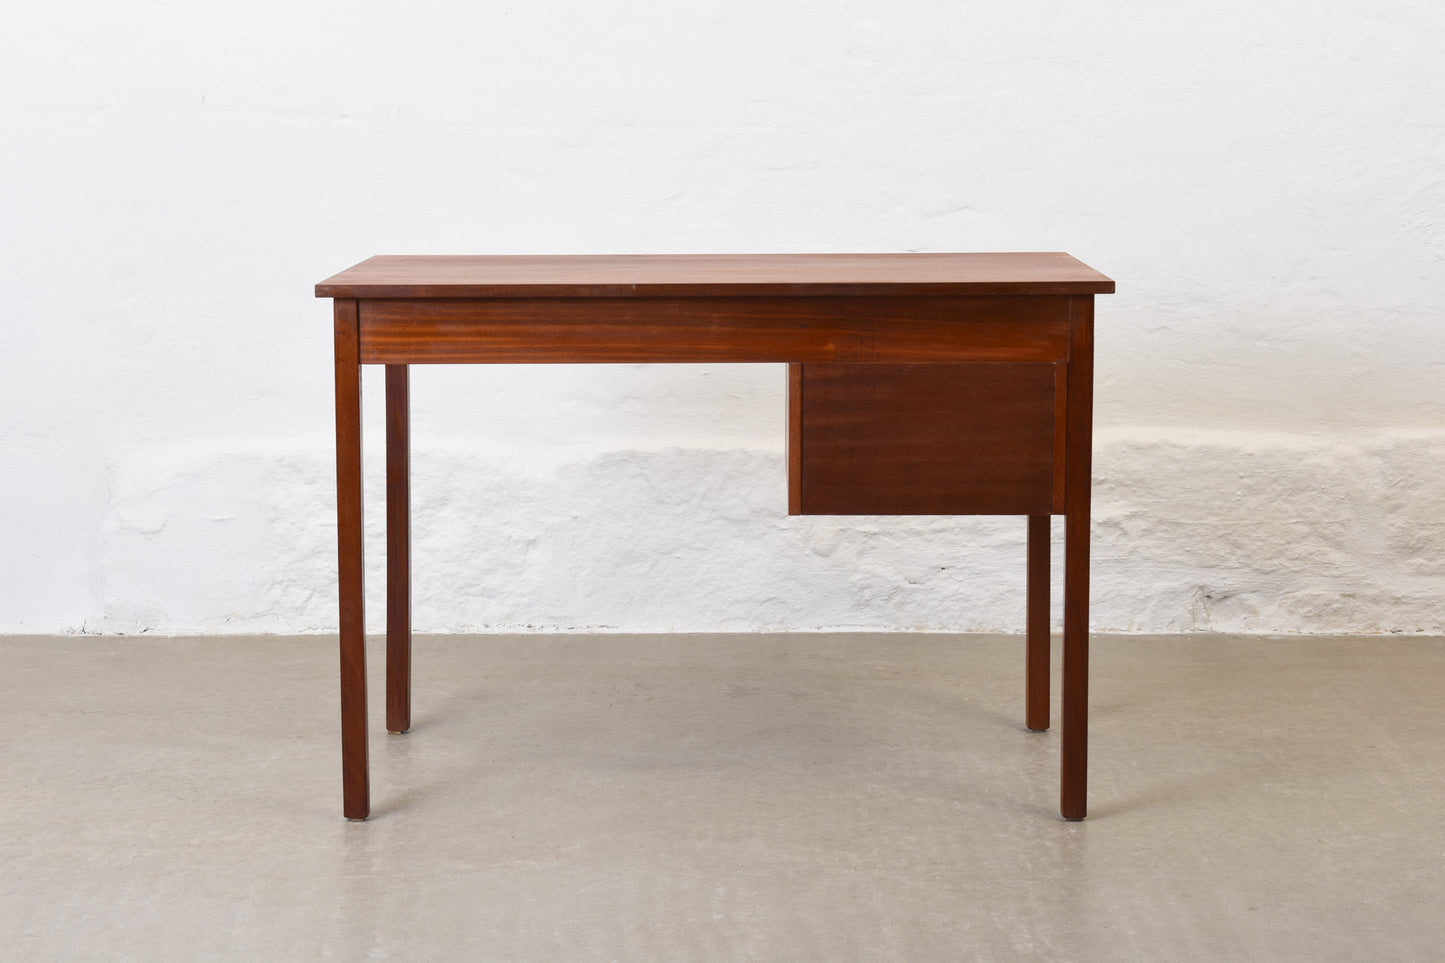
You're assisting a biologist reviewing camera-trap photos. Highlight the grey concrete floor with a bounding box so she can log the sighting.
[1,633,1442,961]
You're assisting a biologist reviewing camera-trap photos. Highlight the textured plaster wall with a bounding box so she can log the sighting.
[2,0,1442,635]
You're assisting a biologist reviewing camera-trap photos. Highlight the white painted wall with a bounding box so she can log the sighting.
[3,0,1441,635]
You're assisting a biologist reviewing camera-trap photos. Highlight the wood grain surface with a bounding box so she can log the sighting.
[317,252,1115,299]
[794,363,1058,515]
[358,296,1072,365]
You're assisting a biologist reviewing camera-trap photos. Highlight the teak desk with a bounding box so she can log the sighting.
[316,253,1114,821]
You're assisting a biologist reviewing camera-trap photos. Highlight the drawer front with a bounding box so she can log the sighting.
[791,363,1063,515]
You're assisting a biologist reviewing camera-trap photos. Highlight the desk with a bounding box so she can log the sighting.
[316,253,1115,821]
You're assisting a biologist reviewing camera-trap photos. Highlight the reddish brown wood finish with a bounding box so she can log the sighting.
[787,364,803,515]
[318,252,1116,300]
[1052,365,1069,514]
[1027,515,1051,732]
[333,299,369,820]
[357,296,1071,365]
[795,363,1057,516]
[386,365,411,735]
[1061,297,1094,821]
[319,253,1111,822]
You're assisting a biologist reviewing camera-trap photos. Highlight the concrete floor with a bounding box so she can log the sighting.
[1,633,1442,961]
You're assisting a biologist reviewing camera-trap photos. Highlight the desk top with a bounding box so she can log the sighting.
[316,253,1114,299]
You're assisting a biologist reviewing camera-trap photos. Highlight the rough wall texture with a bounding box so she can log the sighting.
[3,0,1442,634]
[88,426,1445,636]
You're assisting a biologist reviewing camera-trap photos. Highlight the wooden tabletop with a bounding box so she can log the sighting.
[316,253,1115,299]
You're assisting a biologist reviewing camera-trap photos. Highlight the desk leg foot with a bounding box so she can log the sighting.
[386,364,412,736]
[1026,514,1050,732]
[340,631,370,821]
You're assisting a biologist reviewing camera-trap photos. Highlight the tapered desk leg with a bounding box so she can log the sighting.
[1026,515,1050,732]
[1061,297,1094,821]
[334,300,370,820]
[386,365,412,735]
